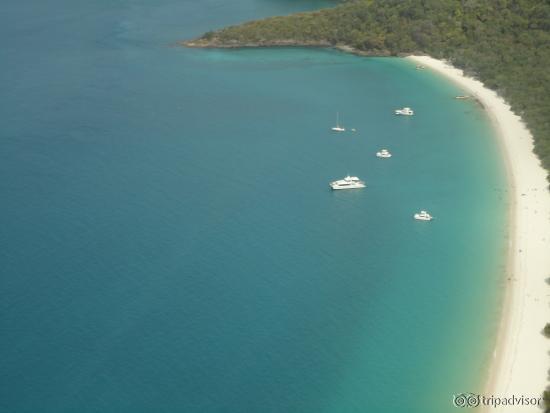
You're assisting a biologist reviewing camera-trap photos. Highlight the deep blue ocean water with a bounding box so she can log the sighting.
[1,1,508,412]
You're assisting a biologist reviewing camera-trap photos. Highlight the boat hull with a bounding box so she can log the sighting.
[414,214,433,221]
[330,184,366,190]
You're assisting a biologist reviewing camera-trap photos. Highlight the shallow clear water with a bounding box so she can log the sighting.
[1,1,508,412]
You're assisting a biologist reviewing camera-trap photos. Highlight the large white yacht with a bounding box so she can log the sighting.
[330,175,366,190]
[395,107,414,116]
[331,112,345,132]
[414,210,433,221]
[376,149,392,158]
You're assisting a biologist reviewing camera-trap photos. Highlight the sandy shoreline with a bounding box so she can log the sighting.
[408,56,550,412]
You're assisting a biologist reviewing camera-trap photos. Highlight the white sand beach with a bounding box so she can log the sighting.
[408,55,550,412]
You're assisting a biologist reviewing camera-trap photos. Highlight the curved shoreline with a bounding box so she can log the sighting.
[183,39,549,408]
[182,40,404,57]
[408,55,550,412]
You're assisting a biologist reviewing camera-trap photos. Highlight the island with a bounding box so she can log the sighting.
[184,0,550,184]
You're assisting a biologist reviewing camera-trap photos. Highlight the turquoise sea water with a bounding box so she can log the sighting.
[1,1,508,412]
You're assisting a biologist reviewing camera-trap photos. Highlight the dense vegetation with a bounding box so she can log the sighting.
[189,0,550,183]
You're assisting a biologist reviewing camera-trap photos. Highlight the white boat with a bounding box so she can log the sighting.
[331,112,346,132]
[395,107,414,116]
[414,210,433,221]
[455,95,470,99]
[376,149,392,158]
[330,175,366,190]
[415,65,425,70]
